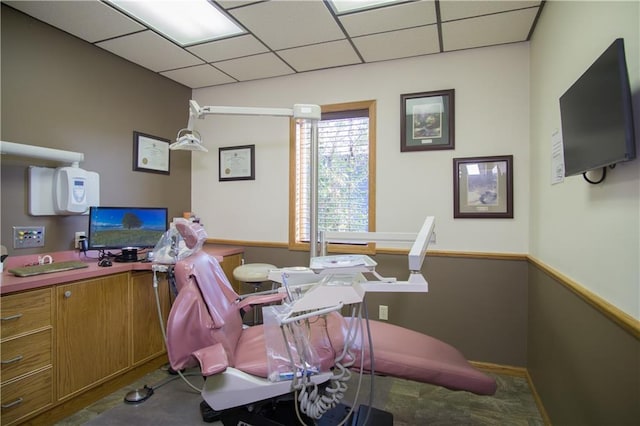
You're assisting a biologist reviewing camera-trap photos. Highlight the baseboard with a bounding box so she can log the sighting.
[524,369,552,426]
[472,361,551,426]
[470,361,527,377]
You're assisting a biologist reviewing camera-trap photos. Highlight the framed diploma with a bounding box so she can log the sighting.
[133,131,170,174]
[219,144,255,181]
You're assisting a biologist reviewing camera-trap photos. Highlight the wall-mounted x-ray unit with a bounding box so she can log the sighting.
[1,141,100,216]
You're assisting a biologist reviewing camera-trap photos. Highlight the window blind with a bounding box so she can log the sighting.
[296,112,370,242]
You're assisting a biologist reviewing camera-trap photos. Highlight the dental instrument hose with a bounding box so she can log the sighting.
[293,302,374,425]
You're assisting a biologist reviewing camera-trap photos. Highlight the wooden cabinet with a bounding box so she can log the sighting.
[219,252,242,293]
[0,288,54,426]
[131,271,171,365]
[1,246,242,424]
[56,273,130,400]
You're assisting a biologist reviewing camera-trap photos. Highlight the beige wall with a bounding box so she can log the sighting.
[191,43,531,255]
[527,1,639,424]
[1,6,192,255]
[529,1,639,319]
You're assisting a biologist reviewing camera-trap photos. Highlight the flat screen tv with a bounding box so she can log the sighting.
[559,38,636,178]
[87,206,168,251]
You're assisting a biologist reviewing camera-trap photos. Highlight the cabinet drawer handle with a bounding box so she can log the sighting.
[1,355,23,365]
[1,398,23,409]
[0,313,23,322]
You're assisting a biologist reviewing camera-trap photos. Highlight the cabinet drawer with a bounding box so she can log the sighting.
[1,288,52,339]
[1,367,53,426]
[1,329,52,383]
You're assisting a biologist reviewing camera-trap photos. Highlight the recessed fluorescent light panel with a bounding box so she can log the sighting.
[329,0,406,14]
[107,0,244,46]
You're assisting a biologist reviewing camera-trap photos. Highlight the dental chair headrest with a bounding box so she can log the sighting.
[175,219,208,251]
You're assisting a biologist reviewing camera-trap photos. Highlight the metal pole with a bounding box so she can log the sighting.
[309,119,319,258]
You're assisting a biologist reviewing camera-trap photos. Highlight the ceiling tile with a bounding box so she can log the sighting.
[97,31,204,72]
[228,0,345,50]
[278,40,362,72]
[353,25,440,62]
[160,64,236,88]
[442,8,539,52]
[214,53,295,82]
[187,35,268,62]
[7,0,544,89]
[4,0,144,43]
[339,0,437,37]
[440,0,540,21]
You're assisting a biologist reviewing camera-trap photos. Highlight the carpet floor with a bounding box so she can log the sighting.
[54,365,544,425]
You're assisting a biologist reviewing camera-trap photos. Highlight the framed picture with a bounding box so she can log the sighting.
[219,145,255,181]
[401,89,455,152]
[453,155,513,218]
[133,131,170,174]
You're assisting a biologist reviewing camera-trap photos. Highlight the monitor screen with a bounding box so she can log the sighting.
[87,206,168,250]
[560,38,636,177]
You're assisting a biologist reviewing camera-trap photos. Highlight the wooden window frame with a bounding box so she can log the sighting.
[288,100,377,253]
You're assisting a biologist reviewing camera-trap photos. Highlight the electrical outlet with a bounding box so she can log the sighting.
[75,231,86,249]
[430,231,436,244]
[379,305,388,321]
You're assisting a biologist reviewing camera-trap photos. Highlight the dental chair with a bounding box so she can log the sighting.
[166,221,497,424]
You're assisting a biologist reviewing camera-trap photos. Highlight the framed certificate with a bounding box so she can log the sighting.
[219,145,255,181]
[133,131,170,174]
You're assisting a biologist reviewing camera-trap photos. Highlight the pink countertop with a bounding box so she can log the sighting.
[0,245,243,295]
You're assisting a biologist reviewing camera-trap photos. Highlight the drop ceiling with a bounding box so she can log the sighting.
[3,0,544,89]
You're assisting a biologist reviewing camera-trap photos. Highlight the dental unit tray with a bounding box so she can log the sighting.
[309,254,377,273]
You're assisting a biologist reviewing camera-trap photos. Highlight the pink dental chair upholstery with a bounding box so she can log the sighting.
[166,221,497,416]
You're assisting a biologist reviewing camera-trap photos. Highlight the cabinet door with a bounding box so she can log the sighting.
[219,253,242,293]
[131,271,171,365]
[56,273,130,400]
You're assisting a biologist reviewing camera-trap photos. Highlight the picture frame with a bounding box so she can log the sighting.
[133,131,170,174]
[453,155,513,218]
[401,89,455,152]
[219,144,255,181]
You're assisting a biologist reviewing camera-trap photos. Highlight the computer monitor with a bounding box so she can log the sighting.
[87,206,168,251]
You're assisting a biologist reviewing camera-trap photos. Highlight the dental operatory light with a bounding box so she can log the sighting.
[106,0,244,46]
[170,100,322,154]
[170,129,207,152]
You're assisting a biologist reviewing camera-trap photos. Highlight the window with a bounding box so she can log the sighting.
[289,100,376,252]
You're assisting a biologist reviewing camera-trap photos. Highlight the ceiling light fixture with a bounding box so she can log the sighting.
[329,0,406,14]
[106,0,244,46]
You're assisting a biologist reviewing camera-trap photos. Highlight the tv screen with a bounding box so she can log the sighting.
[88,206,168,250]
[560,38,636,177]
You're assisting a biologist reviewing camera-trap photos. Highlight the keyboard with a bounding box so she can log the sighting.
[9,260,89,277]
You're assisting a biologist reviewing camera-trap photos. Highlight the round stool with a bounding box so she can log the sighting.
[233,263,276,325]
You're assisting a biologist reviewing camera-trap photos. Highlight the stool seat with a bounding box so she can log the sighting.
[233,263,276,283]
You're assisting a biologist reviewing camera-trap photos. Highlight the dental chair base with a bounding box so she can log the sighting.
[202,367,334,411]
[216,401,393,426]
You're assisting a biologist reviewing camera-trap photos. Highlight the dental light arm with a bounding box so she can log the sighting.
[170,100,321,153]
[1,141,84,167]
